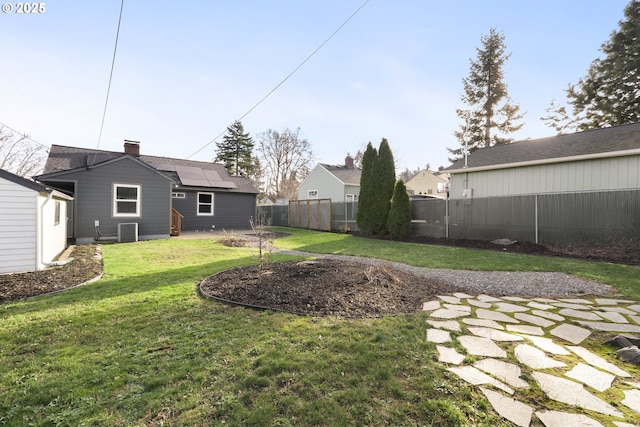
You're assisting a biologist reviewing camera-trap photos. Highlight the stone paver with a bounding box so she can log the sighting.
[462,318,504,329]
[452,292,473,299]
[621,389,640,414]
[426,328,451,344]
[613,422,637,427]
[477,294,503,302]
[527,301,554,310]
[480,387,532,427]
[559,298,593,305]
[600,306,637,315]
[421,300,440,311]
[521,335,569,355]
[436,345,465,365]
[595,298,634,305]
[513,312,555,328]
[438,295,461,304]
[596,310,629,323]
[553,302,593,310]
[447,366,513,394]
[549,323,591,344]
[630,315,640,324]
[475,308,520,324]
[558,308,602,320]
[426,319,461,332]
[535,410,604,427]
[565,363,615,392]
[531,309,565,321]
[568,346,631,377]
[474,358,529,389]
[627,304,640,312]
[495,302,529,313]
[514,344,566,369]
[577,321,640,333]
[506,324,544,336]
[502,296,529,302]
[467,327,523,342]
[467,299,492,308]
[430,308,469,319]
[442,303,471,312]
[457,335,507,358]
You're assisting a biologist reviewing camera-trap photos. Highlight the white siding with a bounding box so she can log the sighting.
[40,197,68,267]
[0,178,37,274]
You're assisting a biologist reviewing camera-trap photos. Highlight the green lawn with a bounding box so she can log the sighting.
[0,229,638,426]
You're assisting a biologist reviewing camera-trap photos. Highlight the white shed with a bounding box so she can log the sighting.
[0,168,73,274]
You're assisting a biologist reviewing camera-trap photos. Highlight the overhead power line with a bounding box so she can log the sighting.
[186,0,370,159]
[0,121,48,149]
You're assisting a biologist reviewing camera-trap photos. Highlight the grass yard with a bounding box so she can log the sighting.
[0,228,638,426]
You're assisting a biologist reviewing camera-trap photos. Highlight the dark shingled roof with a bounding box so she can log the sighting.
[42,144,258,194]
[447,122,640,172]
[320,163,361,185]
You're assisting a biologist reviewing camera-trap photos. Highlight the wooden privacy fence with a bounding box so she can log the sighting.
[289,199,331,231]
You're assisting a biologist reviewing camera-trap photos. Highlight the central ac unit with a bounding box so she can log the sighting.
[118,223,139,243]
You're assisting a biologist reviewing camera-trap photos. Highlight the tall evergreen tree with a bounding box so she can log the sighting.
[215,121,257,177]
[448,28,524,162]
[371,138,396,236]
[543,0,640,132]
[356,142,377,236]
[387,180,412,240]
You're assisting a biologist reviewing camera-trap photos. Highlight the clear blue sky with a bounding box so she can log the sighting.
[0,0,630,172]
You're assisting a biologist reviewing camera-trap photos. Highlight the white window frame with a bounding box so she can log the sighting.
[197,192,214,216]
[308,190,318,199]
[54,201,61,225]
[113,183,141,217]
[172,192,186,199]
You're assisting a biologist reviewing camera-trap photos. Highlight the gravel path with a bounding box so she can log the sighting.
[278,250,613,298]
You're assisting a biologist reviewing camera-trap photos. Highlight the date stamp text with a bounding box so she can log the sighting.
[2,3,46,14]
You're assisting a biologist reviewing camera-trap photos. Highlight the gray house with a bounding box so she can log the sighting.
[37,142,258,244]
[0,168,72,273]
[297,156,361,203]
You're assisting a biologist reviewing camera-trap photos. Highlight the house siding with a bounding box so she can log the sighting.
[450,156,640,198]
[172,191,256,230]
[297,166,359,202]
[40,196,68,267]
[0,178,37,273]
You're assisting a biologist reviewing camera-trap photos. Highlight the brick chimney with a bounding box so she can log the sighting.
[124,140,140,156]
[345,155,354,169]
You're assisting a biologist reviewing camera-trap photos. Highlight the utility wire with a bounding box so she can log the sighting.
[96,0,125,151]
[0,121,48,150]
[186,0,370,159]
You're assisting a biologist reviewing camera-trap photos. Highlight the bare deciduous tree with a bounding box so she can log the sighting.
[256,128,313,199]
[0,127,47,177]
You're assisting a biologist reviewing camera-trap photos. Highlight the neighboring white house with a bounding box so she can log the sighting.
[405,169,449,197]
[0,168,73,274]
[297,156,361,204]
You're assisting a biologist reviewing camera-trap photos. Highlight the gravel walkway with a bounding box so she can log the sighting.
[278,249,613,298]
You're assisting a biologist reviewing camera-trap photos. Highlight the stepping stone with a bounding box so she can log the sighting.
[514,312,555,328]
[447,366,513,394]
[502,296,529,302]
[458,335,507,358]
[600,306,637,315]
[627,304,640,313]
[597,310,629,323]
[553,302,593,310]
[467,327,523,342]
[630,315,640,325]
[557,308,602,320]
[514,344,566,369]
[595,298,635,305]
[475,309,520,324]
[495,302,529,313]
[567,345,631,377]
[436,345,465,365]
[622,389,640,414]
[438,295,461,304]
[422,300,440,311]
[533,297,558,303]
[453,292,473,299]
[532,310,565,321]
[613,422,637,427]
[577,321,640,333]
[443,303,471,312]
[559,298,593,305]
[467,299,492,308]
[532,371,623,417]
[565,363,615,392]
[550,323,591,344]
[479,387,532,427]
[477,294,503,302]
[462,318,504,330]
[535,410,604,427]
[427,329,451,344]
[521,335,569,355]
[474,358,529,389]
[624,380,640,389]
[527,301,554,310]
[506,324,544,336]
[426,320,461,332]
[430,308,469,319]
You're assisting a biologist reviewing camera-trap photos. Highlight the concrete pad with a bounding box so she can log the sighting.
[527,301,555,310]
[436,345,465,365]
[467,299,492,308]
[438,295,461,304]
[559,298,593,304]
[532,310,565,321]
[447,366,513,394]
[421,300,440,311]
[567,345,631,377]
[453,292,474,299]
[443,303,471,313]
[577,321,640,333]
[430,308,469,319]
[462,318,504,330]
[622,389,640,414]
[514,344,566,369]
[595,298,635,305]
[475,309,520,324]
[532,371,623,417]
[477,294,503,302]
[535,410,604,427]
[514,312,555,328]
[521,335,569,355]
[600,306,637,315]
[502,296,529,302]
[565,362,615,392]
[426,328,451,344]
[458,335,507,358]
[467,327,524,342]
[550,323,591,345]
[479,387,533,427]
[627,304,640,313]
[474,358,529,389]
[506,324,544,336]
[495,302,529,313]
[426,320,461,332]
[557,308,602,320]
[596,310,628,323]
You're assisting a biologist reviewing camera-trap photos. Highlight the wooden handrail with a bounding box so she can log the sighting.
[171,208,183,236]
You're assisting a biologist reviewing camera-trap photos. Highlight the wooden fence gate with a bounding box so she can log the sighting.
[288,199,331,231]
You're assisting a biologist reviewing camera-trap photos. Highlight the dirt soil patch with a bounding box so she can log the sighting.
[0,245,103,303]
[200,259,456,318]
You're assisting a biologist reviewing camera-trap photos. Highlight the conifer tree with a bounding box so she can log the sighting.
[387,180,412,239]
[215,121,257,177]
[371,138,396,235]
[356,142,377,236]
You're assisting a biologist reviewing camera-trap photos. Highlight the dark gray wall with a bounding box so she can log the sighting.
[172,191,256,231]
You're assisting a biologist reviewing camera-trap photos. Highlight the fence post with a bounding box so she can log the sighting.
[535,194,539,244]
